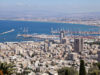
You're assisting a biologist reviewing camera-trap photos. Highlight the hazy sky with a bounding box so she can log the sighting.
[0,0,100,16]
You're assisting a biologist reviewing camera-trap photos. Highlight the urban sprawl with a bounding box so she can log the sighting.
[0,31,100,75]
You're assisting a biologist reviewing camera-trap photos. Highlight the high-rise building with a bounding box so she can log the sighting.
[74,38,83,53]
[97,51,100,62]
[44,43,48,52]
[44,40,49,52]
[60,31,65,44]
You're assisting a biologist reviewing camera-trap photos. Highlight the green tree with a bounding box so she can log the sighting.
[0,62,16,75]
[88,62,100,75]
[79,60,86,75]
[96,62,100,70]
[58,67,78,75]
[88,70,100,75]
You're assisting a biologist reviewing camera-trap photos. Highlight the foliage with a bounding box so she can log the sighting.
[88,70,100,75]
[0,62,16,75]
[96,62,100,70]
[79,60,86,75]
[58,67,78,75]
[88,62,100,75]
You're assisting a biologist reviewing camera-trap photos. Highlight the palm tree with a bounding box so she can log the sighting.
[0,62,16,75]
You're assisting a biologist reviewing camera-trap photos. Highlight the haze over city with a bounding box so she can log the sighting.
[0,0,100,17]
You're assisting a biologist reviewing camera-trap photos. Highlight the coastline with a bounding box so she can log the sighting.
[0,19,99,27]
[0,19,99,42]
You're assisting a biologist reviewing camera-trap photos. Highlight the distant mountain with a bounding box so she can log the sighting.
[0,11,100,20]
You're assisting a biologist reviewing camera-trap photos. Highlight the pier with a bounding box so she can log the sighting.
[0,29,15,35]
[51,30,100,35]
[17,29,100,40]
[17,34,59,40]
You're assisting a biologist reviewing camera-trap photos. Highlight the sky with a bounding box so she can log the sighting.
[0,0,100,17]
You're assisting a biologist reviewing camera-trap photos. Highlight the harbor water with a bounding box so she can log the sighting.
[0,20,99,42]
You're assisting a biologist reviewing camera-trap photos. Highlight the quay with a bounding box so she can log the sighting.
[51,30,100,35]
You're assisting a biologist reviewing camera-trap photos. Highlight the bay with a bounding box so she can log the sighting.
[0,20,99,42]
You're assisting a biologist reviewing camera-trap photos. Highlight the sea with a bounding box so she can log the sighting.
[0,20,100,42]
